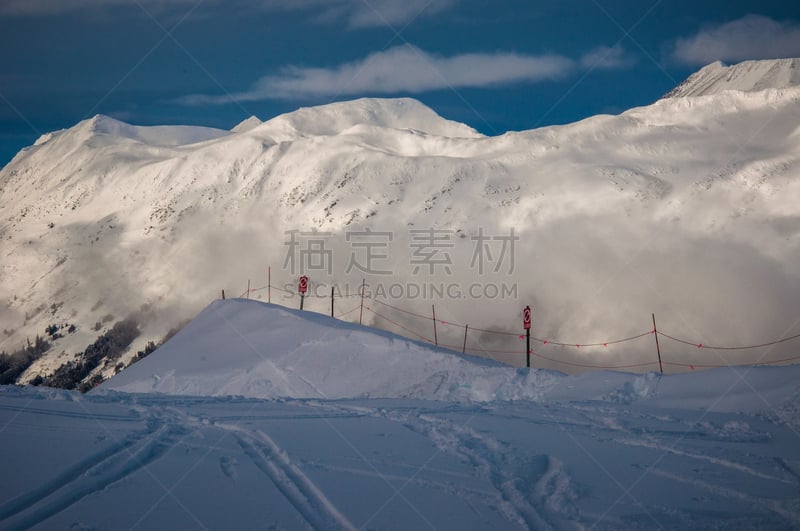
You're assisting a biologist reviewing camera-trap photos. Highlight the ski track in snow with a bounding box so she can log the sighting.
[323,401,578,530]
[217,421,356,531]
[558,403,792,485]
[648,468,800,527]
[557,403,800,527]
[1,387,799,529]
[0,413,183,531]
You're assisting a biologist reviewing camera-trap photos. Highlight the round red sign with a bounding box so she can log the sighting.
[299,275,308,294]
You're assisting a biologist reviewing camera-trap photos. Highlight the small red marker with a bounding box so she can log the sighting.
[690,364,695,371]
[697,343,703,348]
[543,340,548,345]
[603,343,608,347]
[519,335,525,340]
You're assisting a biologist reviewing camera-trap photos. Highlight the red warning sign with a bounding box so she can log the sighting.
[299,275,309,294]
[523,306,532,330]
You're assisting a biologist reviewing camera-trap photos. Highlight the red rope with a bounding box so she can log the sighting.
[467,325,519,337]
[658,330,800,350]
[370,298,434,321]
[363,306,435,343]
[269,283,295,296]
[335,306,361,319]
[248,285,268,292]
[529,331,653,348]
[663,353,800,369]
[285,287,656,350]
[230,277,800,372]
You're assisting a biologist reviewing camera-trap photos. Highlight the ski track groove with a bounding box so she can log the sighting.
[220,423,356,531]
[649,467,800,527]
[617,437,792,484]
[774,457,800,487]
[0,419,181,530]
[0,403,140,422]
[381,408,570,530]
[572,405,795,486]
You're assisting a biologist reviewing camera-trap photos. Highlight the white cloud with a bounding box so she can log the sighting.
[0,0,194,16]
[0,0,458,28]
[673,14,800,65]
[180,45,575,104]
[340,0,456,29]
[580,45,635,70]
[244,0,458,29]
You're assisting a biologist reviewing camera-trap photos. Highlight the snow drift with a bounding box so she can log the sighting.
[102,298,800,413]
[102,299,559,401]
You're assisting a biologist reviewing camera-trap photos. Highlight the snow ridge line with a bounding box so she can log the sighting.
[220,423,355,531]
[0,421,179,530]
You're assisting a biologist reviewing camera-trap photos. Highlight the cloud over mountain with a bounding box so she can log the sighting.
[179,45,574,104]
[580,45,636,70]
[673,14,800,65]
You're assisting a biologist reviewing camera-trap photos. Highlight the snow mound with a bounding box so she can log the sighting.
[545,365,800,412]
[101,299,800,412]
[101,299,561,401]
[248,97,484,140]
[82,114,230,146]
[664,57,800,98]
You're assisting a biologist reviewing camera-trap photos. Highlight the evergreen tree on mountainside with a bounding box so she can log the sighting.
[0,336,50,385]
[48,318,140,390]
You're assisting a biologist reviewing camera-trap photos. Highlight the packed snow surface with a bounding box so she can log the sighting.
[2,301,800,529]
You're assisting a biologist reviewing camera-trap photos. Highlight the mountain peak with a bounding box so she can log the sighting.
[231,115,262,133]
[664,57,800,98]
[251,97,483,139]
[64,114,230,147]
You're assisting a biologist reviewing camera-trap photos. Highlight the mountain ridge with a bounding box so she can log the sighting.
[2,60,800,387]
[664,57,800,98]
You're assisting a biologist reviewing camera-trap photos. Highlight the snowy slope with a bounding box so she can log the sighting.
[664,58,800,97]
[103,299,800,413]
[3,314,800,529]
[103,299,561,401]
[2,60,800,383]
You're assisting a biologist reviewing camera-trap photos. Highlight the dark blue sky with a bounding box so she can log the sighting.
[1,0,799,167]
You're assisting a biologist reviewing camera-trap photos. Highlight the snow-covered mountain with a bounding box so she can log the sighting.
[664,57,800,97]
[2,59,800,384]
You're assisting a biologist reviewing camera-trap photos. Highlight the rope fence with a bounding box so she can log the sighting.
[227,273,800,373]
